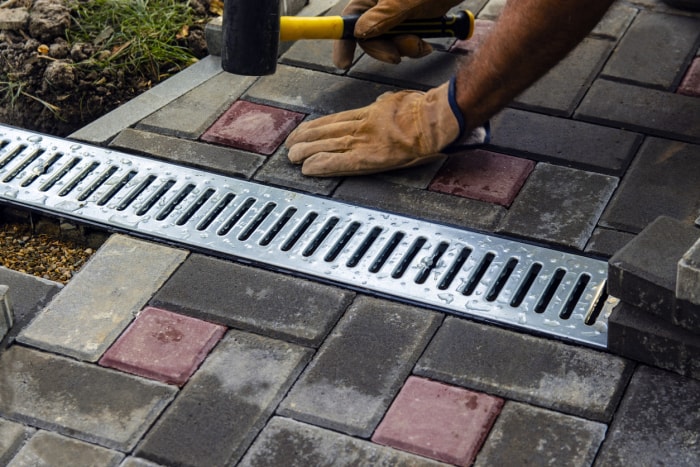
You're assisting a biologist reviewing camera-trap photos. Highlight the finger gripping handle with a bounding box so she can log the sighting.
[342,10,474,40]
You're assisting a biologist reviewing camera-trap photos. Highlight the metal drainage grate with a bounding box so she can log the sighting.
[0,124,610,348]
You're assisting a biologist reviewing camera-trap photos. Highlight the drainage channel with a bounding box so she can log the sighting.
[0,124,610,348]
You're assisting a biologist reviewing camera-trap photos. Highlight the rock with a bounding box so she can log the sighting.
[0,7,29,31]
[29,0,71,42]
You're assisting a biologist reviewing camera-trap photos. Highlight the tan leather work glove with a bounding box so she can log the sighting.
[286,80,465,177]
[334,0,463,69]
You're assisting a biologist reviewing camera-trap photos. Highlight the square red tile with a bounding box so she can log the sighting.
[450,19,495,55]
[678,57,700,97]
[99,306,226,386]
[429,149,535,207]
[201,100,305,155]
[372,376,503,466]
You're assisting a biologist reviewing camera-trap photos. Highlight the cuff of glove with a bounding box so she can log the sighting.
[445,76,490,152]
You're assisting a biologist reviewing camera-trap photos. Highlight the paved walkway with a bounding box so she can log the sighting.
[1,1,700,466]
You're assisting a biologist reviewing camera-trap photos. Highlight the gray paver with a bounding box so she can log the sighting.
[601,10,700,89]
[8,431,124,467]
[474,402,607,467]
[678,238,700,305]
[514,37,614,116]
[0,346,176,451]
[576,79,700,144]
[136,330,312,467]
[244,64,400,115]
[0,418,33,466]
[70,56,224,144]
[602,137,700,234]
[110,128,264,179]
[0,285,12,344]
[119,458,164,467]
[279,296,442,437]
[17,234,187,362]
[488,108,642,175]
[0,267,61,342]
[333,177,506,232]
[254,144,342,195]
[584,227,635,259]
[414,317,634,422]
[349,50,457,90]
[594,366,700,466]
[135,72,256,139]
[608,216,700,328]
[608,302,700,380]
[497,163,618,250]
[239,416,448,467]
[151,253,354,347]
[590,2,637,40]
[280,39,355,75]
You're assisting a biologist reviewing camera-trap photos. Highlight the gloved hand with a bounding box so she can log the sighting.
[287,79,471,177]
[334,0,463,69]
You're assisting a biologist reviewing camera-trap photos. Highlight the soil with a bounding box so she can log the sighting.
[0,0,218,137]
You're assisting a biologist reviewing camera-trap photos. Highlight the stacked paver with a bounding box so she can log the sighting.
[1,0,700,466]
[607,216,700,380]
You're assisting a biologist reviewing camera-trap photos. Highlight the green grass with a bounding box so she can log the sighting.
[67,0,200,81]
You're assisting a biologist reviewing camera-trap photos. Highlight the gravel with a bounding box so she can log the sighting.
[1,221,95,284]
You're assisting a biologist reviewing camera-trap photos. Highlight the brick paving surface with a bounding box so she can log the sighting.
[1,1,699,466]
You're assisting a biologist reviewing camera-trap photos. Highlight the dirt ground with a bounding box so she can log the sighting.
[0,0,217,137]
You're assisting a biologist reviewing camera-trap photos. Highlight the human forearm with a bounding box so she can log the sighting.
[454,0,615,130]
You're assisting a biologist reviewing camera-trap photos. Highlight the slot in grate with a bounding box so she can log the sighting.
[0,124,611,348]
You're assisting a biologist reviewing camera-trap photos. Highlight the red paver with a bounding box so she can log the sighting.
[99,306,226,386]
[201,100,305,155]
[429,149,535,206]
[450,19,495,55]
[372,376,503,466]
[678,57,700,97]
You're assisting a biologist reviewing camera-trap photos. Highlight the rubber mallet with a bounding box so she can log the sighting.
[222,0,474,76]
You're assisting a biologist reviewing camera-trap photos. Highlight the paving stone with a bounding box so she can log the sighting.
[136,330,312,467]
[334,177,506,232]
[349,51,458,90]
[119,458,163,467]
[607,302,700,380]
[280,39,356,74]
[0,267,60,343]
[414,317,634,422]
[584,227,635,259]
[601,10,700,89]
[497,163,618,250]
[678,238,700,305]
[512,37,615,116]
[201,100,305,155]
[608,216,700,330]
[478,0,506,19]
[373,158,447,189]
[279,296,442,437]
[590,2,637,39]
[0,285,12,345]
[372,376,503,466]
[0,418,33,466]
[678,56,700,96]
[473,402,607,467]
[240,416,449,466]
[428,149,534,207]
[576,79,700,144]
[600,138,700,233]
[135,72,256,139]
[70,56,224,144]
[8,431,124,467]
[110,128,265,179]
[0,346,176,451]
[489,108,642,175]
[151,254,353,346]
[99,306,226,386]
[594,365,700,466]
[244,64,400,115]
[254,143,341,195]
[17,234,187,362]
